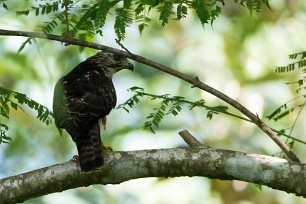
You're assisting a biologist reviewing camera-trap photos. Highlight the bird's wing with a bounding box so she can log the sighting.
[67,70,116,113]
[54,69,116,136]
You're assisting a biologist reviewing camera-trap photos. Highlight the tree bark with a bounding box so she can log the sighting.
[1,145,305,203]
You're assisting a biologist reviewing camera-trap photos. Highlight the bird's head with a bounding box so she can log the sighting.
[87,52,134,77]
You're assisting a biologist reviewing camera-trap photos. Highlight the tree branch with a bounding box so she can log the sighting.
[0,29,299,162]
[179,129,204,148]
[1,146,305,203]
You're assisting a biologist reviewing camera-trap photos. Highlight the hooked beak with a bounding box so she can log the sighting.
[127,62,134,71]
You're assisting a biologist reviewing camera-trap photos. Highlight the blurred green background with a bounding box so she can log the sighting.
[1,0,306,203]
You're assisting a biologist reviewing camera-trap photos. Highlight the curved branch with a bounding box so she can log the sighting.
[0,29,299,162]
[0,147,305,203]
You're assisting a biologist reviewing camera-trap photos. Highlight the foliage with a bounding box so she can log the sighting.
[119,87,306,145]
[0,86,53,144]
[0,0,271,141]
[4,0,271,52]
[118,86,232,133]
[267,52,306,148]
[267,96,306,122]
[269,53,306,122]
[275,52,306,74]
[234,0,271,13]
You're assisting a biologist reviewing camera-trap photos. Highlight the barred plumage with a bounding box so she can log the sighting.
[53,52,133,171]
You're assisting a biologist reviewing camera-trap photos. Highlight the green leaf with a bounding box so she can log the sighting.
[177,3,187,19]
[255,184,263,191]
[41,5,46,15]
[1,101,9,116]
[0,123,8,130]
[289,53,298,59]
[192,0,210,25]
[152,119,159,127]
[46,3,52,14]
[16,10,30,16]
[75,3,98,30]
[2,135,12,141]
[35,7,39,16]
[133,95,139,103]
[123,107,130,113]
[129,86,144,91]
[274,110,290,121]
[114,7,133,41]
[95,0,112,30]
[138,23,145,33]
[124,0,132,8]
[0,107,9,118]
[17,38,32,54]
[10,101,18,110]
[135,3,145,16]
[57,127,63,136]
[2,3,8,10]
[53,2,59,11]
[210,5,221,24]
[159,1,173,26]
[146,113,154,119]
[171,109,178,116]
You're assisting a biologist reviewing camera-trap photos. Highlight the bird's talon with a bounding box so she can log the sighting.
[102,144,113,152]
[72,155,79,161]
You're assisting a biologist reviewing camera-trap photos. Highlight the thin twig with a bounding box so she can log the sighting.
[178,129,204,148]
[289,99,306,136]
[0,29,300,162]
[272,128,306,145]
[281,99,306,158]
[132,89,253,122]
[115,39,132,55]
[64,0,70,37]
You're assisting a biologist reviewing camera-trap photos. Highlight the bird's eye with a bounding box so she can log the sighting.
[113,55,121,62]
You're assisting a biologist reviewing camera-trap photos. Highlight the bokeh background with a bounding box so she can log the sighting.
[1,0,306,203]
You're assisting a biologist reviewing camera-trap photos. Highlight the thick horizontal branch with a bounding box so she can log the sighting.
[0,29,299,162]
[0,147,305,203]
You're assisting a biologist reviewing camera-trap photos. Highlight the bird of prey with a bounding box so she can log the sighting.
[53,52,133,171]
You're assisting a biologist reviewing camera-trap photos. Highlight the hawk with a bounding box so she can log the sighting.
[53,52,133,171]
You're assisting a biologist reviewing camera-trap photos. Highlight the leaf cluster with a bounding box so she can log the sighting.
[8,0,271,49]
[117,86,230,133]
[267,96,306,122]
[16,1,60,16]
[234,0,271,13]
[269,52,306,122]
[118,87,304,145]
[0,86,53,144]
[266,52,306,148]
[275,52,306,74]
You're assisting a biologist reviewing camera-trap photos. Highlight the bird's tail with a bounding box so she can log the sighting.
[76,122,104,172]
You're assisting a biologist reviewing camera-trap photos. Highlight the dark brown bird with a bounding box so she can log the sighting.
[53,52,133,171]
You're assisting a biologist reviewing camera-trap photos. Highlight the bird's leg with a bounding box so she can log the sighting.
[99,117,113,152]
